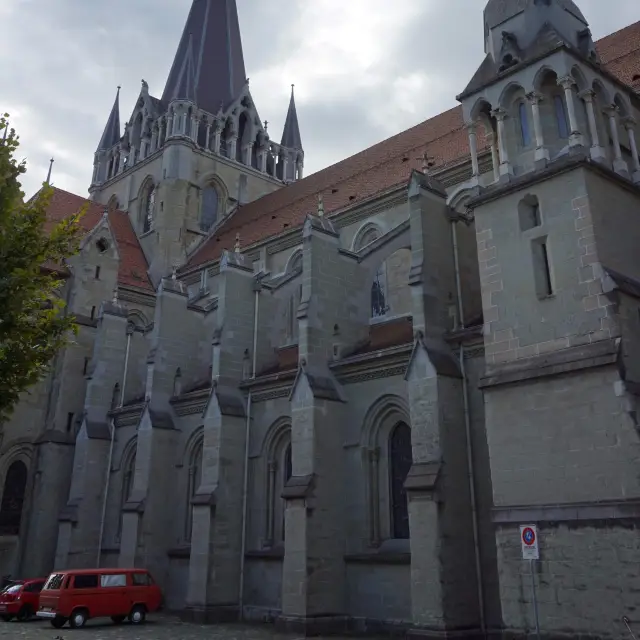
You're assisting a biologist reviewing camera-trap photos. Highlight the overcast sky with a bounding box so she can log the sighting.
[2,0,638,198]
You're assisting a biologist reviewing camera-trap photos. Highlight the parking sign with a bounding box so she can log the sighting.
[520,525,539,560]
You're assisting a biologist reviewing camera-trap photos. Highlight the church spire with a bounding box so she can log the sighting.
[162,0,246,114]
[97,86,121,151]
[281,84,303,151]
[172,33,197,103]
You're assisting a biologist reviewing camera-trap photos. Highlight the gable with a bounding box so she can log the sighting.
[44,188,153,291]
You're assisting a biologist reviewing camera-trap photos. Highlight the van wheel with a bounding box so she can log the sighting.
[69,609,88,628]
[50,616,67,629]
[111,615,126,624]
[1,614,13,622]
[17,605,32,621]
[128,605,146,624]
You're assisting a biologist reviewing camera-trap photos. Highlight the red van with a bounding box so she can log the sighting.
[36,568,162,629]
[0,578,46,621]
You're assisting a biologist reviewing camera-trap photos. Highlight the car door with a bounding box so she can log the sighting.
[99,573,129,617]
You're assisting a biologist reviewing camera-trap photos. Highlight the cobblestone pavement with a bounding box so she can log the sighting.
[0,615,307,639]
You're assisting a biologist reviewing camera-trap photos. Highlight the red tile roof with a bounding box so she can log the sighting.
[45,188,153,291]
[186,21,640,271]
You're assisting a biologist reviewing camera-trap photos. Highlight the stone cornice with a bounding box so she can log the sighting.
[169,388,211,416]
[118,285,156,308]
[110,402,145,428]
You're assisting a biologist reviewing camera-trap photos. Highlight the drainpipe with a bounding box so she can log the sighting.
[97,324,132,566]
[238,281,260,619]
[451,218,486,638]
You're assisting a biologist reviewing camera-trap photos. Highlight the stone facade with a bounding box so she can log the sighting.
[1,1,639,639]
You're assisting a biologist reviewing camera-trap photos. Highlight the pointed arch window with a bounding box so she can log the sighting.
[200,186,219,233]
[554,95,570,139]
[265,428,292,547]
[282,443,292,541]
[519,102,531,147]
[389,422,412,539]
[185,438,203,541]
[117,450,136,542]
[0,461,28,536]
[371,263,388,318]
[142,184,156,234]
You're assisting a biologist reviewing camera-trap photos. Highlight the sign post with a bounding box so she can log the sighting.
[520,525,541,640]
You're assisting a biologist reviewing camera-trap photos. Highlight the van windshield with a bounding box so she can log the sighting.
[43,574,65,590]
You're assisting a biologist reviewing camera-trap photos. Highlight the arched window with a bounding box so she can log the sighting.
[371,263,388,318]
[519,102,531,147]
[142,184,156,234]
[353,225,381,252]
[389,422,412,539]
[185,438,203,541]
[554,95,569,139]
[200,186,219,232]
[265,425,291,547]
[117,450,136,542]
[0,461,28,536]
[282,443,292,541]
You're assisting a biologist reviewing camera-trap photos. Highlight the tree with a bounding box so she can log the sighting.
[0,114,85,423]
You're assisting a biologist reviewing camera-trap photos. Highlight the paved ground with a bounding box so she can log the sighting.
[0,615,305,639]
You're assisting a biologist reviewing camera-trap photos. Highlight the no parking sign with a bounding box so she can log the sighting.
[520,524,539,560]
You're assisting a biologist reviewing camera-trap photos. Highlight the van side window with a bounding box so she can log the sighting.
[100,574,127,587]
[73,574,99,589]
[132,572,151,586]
[44,574,65,590]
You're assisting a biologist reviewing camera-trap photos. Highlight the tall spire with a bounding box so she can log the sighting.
[97,86,121,151]
[162,0,247,114]
[281,84,303,151]
[172,33,197,103]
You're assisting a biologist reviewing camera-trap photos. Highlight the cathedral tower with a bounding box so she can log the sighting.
[89,0,305,285]
[458,0,640,637]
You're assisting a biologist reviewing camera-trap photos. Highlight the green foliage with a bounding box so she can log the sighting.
[0,114,85,423]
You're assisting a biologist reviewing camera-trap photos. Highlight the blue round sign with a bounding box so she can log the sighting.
[522,527,536,546]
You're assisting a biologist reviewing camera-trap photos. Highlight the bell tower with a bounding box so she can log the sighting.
[88,0,307,285]
[457,1,640,637]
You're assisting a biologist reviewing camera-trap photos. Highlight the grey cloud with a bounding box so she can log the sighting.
[1,0,636,198]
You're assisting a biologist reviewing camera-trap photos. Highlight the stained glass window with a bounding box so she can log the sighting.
[200,186,219,232]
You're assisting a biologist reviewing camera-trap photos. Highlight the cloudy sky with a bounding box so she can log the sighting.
[2,0,638,198]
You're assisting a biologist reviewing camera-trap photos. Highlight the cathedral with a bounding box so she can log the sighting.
[2,0,640,637]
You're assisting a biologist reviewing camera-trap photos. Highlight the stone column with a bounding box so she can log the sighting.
[579,90,606,162]
[486,132,500,182]
[466,122,480,177]
[527,91,549,163]
[558,76,583,147]
[205,122,211,151]
[213,124,222,155]
[297,160,304,180]
[118,150,126,173]
[228,135,238,160]
[604,105,629,176]
[242,143,253,166]
[258,149,267,173]
[271,149,279,177]
[166,115,173,143]
[140,139,148,161]
[150,129,158,153]
[281,154,289,181]
[192,115,199,143]
[623,117,640,183]
[491,108,513,179]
